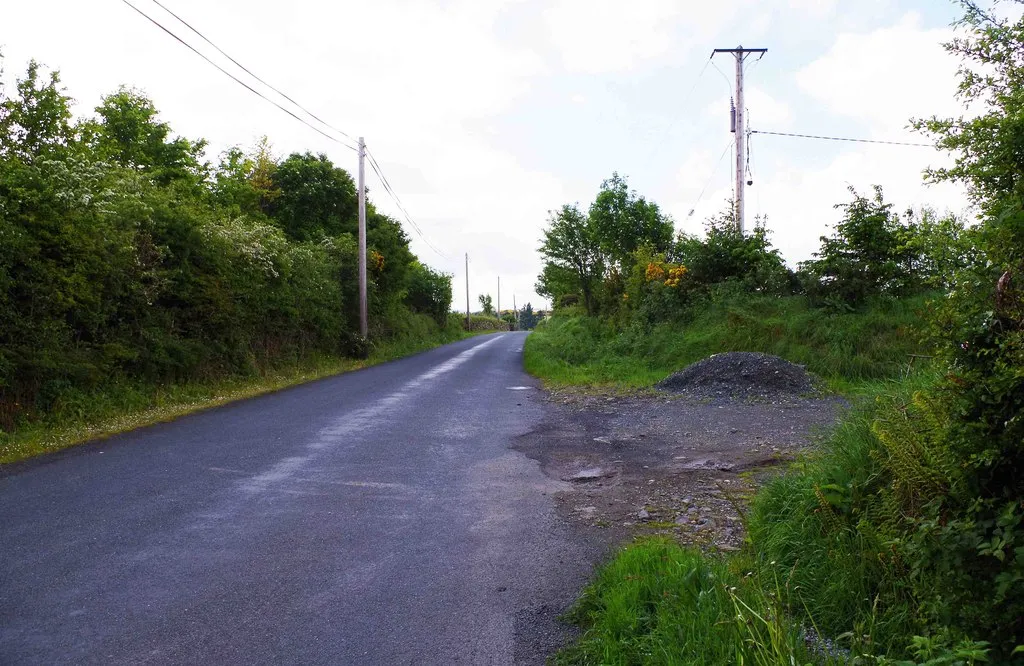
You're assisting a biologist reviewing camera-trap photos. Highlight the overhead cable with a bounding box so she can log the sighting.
[120,0,357,152]
[642,55,714,166]
[750,129,933,148]
[144,0,358,146]
[688,139,734,218]
[365,149,448,259]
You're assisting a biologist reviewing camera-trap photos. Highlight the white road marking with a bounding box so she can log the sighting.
[239,335,505,496]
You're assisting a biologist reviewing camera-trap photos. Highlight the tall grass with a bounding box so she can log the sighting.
[525,293,933,391]
[555,538,840,665]
[745,374,943,657]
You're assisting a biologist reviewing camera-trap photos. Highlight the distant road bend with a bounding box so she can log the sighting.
[0,332,593,665]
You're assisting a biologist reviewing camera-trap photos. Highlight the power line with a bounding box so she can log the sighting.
[365,148,448,259]
[750,129,932,148]
[710,58,733,94]
[123,1,448,261]
[369,161,447,259]
[143,0,358,146]
[364,151,423,236]
[711,48,764,95]
[642,55,713,166]
[119,0,357,152]
[688,138,734,218]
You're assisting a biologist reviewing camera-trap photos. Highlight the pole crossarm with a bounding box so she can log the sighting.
[711,47,767,55]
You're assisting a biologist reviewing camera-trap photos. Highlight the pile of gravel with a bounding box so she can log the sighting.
[656,351,818,401]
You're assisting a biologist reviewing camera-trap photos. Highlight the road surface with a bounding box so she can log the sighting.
[0,333,595,665]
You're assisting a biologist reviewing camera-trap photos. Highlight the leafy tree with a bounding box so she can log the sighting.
[268,152,358,241]
[0,60,74,161]
[87,87,207,186]
[212,136,280,217]
[894,2,1024,653]
[478,293,495,316]
[904,207,979,290]
[799,186,919,308]
[915,1,1024,214]
[518,302,539,330]
[589,172,673,270]
[538,204,604,315]
[535,262,579,309]
[675,205,791,294]
[365,208,414,318]
[404,262,452,326]
[0,55,451,431]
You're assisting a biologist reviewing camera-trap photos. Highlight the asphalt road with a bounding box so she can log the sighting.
[0,332,596,665]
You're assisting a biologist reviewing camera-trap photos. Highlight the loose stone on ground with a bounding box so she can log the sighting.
[515,355,843,552]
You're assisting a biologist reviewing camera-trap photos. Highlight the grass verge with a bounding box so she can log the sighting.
[0,326,483,465]
[525,293,933,392]
[554,538,833,665]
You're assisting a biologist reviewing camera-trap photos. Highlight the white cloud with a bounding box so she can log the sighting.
[795,12,960,131]
[542,0,686,73]
[788,0,838,20]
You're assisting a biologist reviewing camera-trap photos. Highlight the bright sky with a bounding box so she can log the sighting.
[2,0,977,310]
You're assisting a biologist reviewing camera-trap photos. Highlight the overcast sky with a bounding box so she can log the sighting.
[3,0,980,309]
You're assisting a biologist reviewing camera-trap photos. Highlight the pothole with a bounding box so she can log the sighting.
[563,467,610,483]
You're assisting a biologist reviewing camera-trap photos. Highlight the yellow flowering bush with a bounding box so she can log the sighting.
[664,265,688,288]
[370,250,385,273]
[645,262,666,282]
[645,261,687,287]
[625,250,695,321]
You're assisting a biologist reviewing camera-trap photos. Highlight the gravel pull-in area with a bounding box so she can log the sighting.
[514,385,843,553]
[656,351,819,401]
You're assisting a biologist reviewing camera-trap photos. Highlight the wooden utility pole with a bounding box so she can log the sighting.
[465,253,470,329]
[357,137,368,337]
[712,46,766,235]
[497,276,500,326]
[512,293,518,331]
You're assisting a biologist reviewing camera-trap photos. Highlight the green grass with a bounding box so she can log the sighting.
[554,538,832,665]
[525,293,934,392]
[0,320,482,464]
[744,371,949,658]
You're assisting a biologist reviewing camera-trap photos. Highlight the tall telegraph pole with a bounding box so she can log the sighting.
[465,253,471,329]
[357,137,368,337]
[712,46,766,235]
